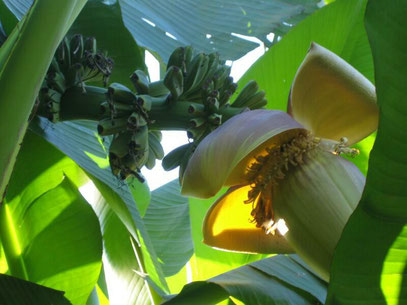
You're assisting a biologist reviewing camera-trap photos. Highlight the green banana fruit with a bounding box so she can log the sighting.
[148,131,164,160]
[243,90,266,109]
[162,143,191,171]
[231,80,259,107]
[84,36,97,55]
[109,131,133,158]
[167,46,186,69]
[107,83,137,105]
[164,66,184,100]
[70,34,84,64]
[148,81,170,97]
[97,117,128,136]
[131,70,150,94]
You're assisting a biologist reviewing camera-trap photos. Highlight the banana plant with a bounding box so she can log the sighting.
[0,0,406,305]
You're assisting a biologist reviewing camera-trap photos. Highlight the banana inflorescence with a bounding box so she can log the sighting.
[37,38,267,181]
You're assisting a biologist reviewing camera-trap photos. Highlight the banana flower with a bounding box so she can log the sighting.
[181,43,378,281]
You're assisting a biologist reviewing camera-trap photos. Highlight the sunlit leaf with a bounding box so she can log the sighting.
[87,182,151,305]
[327,1,407,303]
[0,132,102,305]
[30,118,169,293]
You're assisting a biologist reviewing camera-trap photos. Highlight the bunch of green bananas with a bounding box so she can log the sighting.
[38,34,114,122]
[37,38,268,182]
[98,82,165,180]
[160,46,267,178]
[162,47,267,141]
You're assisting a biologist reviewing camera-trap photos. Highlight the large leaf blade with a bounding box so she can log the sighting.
[164,255,327,305]
[0,132,102,305]
[86,182,151,305]
[119,0,321,62]
[144,180,193,277]
[326,1,407,303]
[30,118,169,294]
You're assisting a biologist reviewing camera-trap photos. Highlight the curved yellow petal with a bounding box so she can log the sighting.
[181,110,305,198]
[288,42,378,145]
[203,185,294,254]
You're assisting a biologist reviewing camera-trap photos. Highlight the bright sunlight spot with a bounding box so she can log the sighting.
[145,50,160,82]
[276,219,289,236]
[79,180,99,204]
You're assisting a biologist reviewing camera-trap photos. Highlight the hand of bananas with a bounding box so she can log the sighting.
[38,34,114,122]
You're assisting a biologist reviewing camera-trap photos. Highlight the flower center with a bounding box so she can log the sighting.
[244,131,320,233]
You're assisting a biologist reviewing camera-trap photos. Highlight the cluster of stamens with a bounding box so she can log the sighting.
[244,131,320,234]
[333,137,360,157]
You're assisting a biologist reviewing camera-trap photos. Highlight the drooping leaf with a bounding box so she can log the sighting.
[0,274,71,305]
[326,1,407,303]
[30,118,169,293]
[238,0,374,175]
[87,183,151,305]
[69,0,146,89]
[163,255,327,305]
[0,131,102,305]
[143,180,193,277]
[119,0,321,62]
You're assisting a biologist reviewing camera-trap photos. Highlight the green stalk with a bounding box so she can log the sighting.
[0,0,87,201]
[148,98,206,130]
[60,86,107,121]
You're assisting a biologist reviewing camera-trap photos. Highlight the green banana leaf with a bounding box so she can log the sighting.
[143,180,193,277]
[326,1,407,303]
[0,131,102,305]
[163,255,327,305]
[238,0,374,175]
[30,118,169,294]
[119,0,321,62]
[87,180,151,305]
[0,273,71,305]
[4,0,322,62]
[69,0,147,89]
